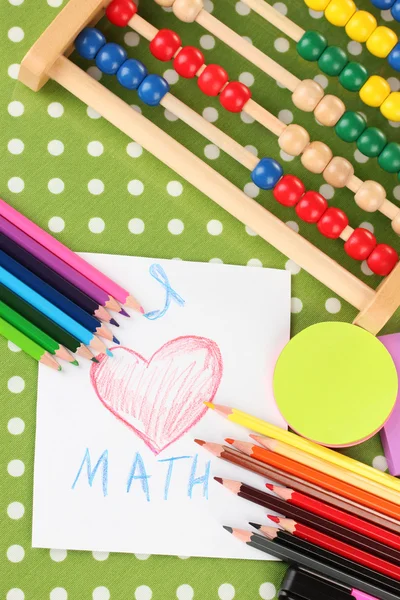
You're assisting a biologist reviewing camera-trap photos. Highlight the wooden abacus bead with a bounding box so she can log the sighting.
[278,125,310,156]
[301,141,333,174]
[314,95,345,127]
[295,191,328,223]
[173,0,204,22]
[325,0,356,27]
[149,29,182,62]
[323,156,354,188]
[106,0,137,27]
[174,46,204,78]
[344,228,377,260]
[251,158,283,190]
[75,28,106,60]
[354,180,386,212]
[198,64,228,96]
[317,207,349,239]
[292,80,324,112]
[392,212,400,235]
[273,175,305,206]
[367,244,398,276]
[219,82,251,112]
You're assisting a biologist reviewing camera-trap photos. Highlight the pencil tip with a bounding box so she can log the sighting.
[106,349,113,357]
[249,522,261,530]
[265,483,273,491]
[194,439,205,446]
[204,402,215,409]
[140,306,145,314]
[91,357,100,363]
[72,360,79,366]
[112,336,120,344]
[58,366,62,371]
[214,477,223,484]
[225,438,234,445]
[223,526,233,534]
[110,318,119,327]
[268,515,280,524]
[119,308,130,317]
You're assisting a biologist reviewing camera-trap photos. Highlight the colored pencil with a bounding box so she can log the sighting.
[0,265,109,353]
[0,283,95,361]
[0,299,77,365]
[205,402,400,495]
[269,484,400,552]
[0,316,60,370]
[0,198,142,312]
[269,517,400,581]
[0,248,117,343]
[225,439,400,520]
[0,215,118,323]
[214,478,400,565]
[222,527,400,600]
[195,441,400,534]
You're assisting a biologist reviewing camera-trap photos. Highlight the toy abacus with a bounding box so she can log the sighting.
[18,0,400,335]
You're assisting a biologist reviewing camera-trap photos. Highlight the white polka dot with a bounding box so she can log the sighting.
[278,109,293,124]
[7,139,24,154]
[9,0,24,4]
[48,178,64,194]
[279,150,295,162]
[87,66,102,81]
[245,145,258,156]
[259,582,276,600]
[236,1,250,15]
[209,258,223,264]
[372,455,388,471]
[8,341,21,352]
[50,549,67,562]
[134,554,150,560]
[47,102,64,118]
[163,69,179,84]
[167,181,183,196]
[6,589,24,600]
[177,584,194,600]
[319,184,334,199]
[388,77,400,92]
[291,297,303,313]
[8,63,20,79]
[8,27,24,42]
[162,5,172,11]
[202,107,218,122]
[93,588,110,600]
[274,37,289,52]
[131,104,142,114]
[87,106,101,119]
[50,588,67,600]
[125,31,140,46]
[88,179,104,195]
[309,9,323,18]
[92,551,109,561]
[360,221,374,233]
[242,36,252,44]
[7,502,24,520]
[240,112,255,124]
[8,177,24,193]
[204,0,213,11]
[361,260,374,276]
[7,376,25,393]
[204,144,220,159]
[135,586,152,600]
[87,141,104,156]
[245,225,257,236]
[47,140,64,156]
[393,185,400,200]
[347,41,362,56]
[128,218,145,234]
[314,74,328,89]
[207,220,223,235]
[244,182,259,198]
[389,120,400,128]
[239,72,254,86]
[381,8,394,21]
[8,101,24,117]
[164,109,179,121]
[7,545,24,562]
[88,218,105,234]
[218,583,235,600]
[285,259,301,275]
[128,180,144,195]
[354,150,369,164]
[127,142,143,157]
[273,2,287,15]
[7,459,25,476]
[247,258,263,267]
[8,418,24,435]
[200,34,215,49]
[325,297,341,314]
[168,219,184,235]
[48,217,65,233]
[286,221,299,232]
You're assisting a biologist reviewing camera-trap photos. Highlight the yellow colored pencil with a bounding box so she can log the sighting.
[205,403,400,495]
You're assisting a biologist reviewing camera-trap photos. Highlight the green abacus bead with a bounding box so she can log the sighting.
[378,142,400,173]
[318,46,348,77]
[339,62,369,92]
[356,127,387,157]
[335,111,366,142]
[297,30,328,61]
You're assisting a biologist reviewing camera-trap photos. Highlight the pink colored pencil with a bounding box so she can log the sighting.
[0,198,143,312]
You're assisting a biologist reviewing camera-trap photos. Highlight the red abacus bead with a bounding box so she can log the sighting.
[198,64,228,96]
[367,244,398,276]
[295,191,327,223]
[149,29,182,62]
[219,81,251,112]
[272,175,305,207]
[317,206,349,239]
[106,0,137,27]
[174,46,204,78]
[344,228,376,261]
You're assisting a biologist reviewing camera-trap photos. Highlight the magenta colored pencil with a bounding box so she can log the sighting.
[0,198,142,312]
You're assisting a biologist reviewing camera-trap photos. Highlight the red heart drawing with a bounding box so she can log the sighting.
[90,336,223,455]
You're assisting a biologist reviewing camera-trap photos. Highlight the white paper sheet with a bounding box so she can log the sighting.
[33,255,291,560]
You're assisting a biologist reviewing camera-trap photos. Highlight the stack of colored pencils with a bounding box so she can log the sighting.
[197,403,400,600]
[0,198,143,370]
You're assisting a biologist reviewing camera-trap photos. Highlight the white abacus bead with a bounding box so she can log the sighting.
[173,0,204,22]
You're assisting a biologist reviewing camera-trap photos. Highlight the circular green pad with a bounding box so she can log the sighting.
[273,322,398,447]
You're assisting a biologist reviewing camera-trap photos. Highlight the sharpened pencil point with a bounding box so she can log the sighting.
[140,306,145,314]
[225,438,234,445]
[58,366,62,371]
[249,522,261,530]
[110,318,119,327]
[268,515,280,524]
[265,483,273,491]
[112,336,120,344]
[91,357,99,363]
[204,402,215,409]
[214,477,223,484]
[119,307,130,317]
[72,360,79,366]
[223,526,233,534]
[106,349,113,357]
[194,439,205,446]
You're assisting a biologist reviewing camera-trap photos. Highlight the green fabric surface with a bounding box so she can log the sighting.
[1,0,400,598]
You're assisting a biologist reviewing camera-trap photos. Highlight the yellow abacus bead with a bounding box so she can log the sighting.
[345,11,377,43]
[359,76,391,108]
[325,0,356,27]
[304,0,330,9]
[381,92,400,123]
[366,26,398,59]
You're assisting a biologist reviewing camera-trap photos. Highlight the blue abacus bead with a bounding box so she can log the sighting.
[117,59,148,90]
[96,43,127,75]
[391,1,400,21]
[388,42,400,71]
[251,158,283,190]
[138,74,170,106]
[370,0,395,7]
[75,27,106,60]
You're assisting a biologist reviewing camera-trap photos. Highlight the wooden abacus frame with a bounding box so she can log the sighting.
[18,0,400,335]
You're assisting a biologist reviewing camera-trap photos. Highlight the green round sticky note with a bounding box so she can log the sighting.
[273,322,398,447]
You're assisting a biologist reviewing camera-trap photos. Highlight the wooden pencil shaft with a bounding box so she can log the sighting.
[0,315,47,361]
[240,0,304,41]
[0,300,60,355]
[280,568,350,600]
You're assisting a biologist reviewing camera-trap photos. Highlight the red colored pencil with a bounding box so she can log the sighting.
[269,484,400,552]
[271,516,400,582]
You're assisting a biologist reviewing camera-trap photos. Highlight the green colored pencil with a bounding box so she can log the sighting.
[0,316,61,370]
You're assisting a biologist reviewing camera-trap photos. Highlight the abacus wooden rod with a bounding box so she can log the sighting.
[48,56,375,314]
[240,0,304,42]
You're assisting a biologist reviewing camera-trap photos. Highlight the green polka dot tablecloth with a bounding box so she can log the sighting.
[1,0,400,598]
